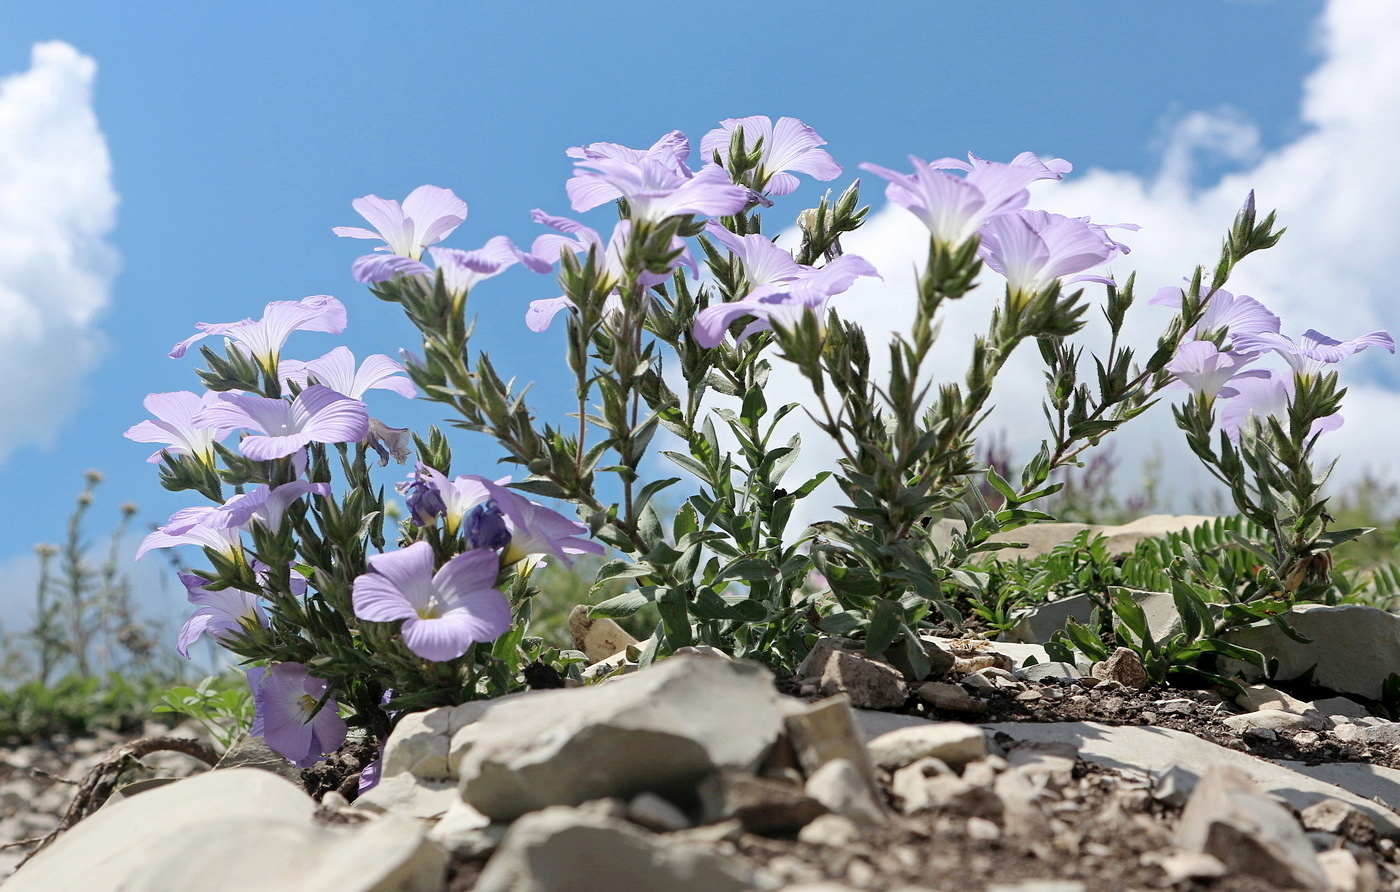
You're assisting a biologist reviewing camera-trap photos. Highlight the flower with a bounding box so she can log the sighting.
[349,234,549,290]
[124,390,237,464]
[977,210,1135,306]
[523,213,695,332]
[1219,371,1345,441]
[186,480,332,534]
[396,466,604,565]
[859,152,1069,247]
[332,185,467,260]
[1164,341,1268,402]
[1148,284,1281,343]
[249,663,348,768]
[1232,328,1396,381]
[169,296,347,364]
[566,134,749,222]
[192,385,369,461]
[699,115,842,195]
[280,346,416,400]
[352,541,511,662]
[175,572,269,658]
[692,242,881,348]
[136,506,243,561]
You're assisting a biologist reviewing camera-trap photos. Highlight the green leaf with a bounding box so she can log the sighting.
[865,599,902,656]
[984,467,1018,505]
[590,591,653,618]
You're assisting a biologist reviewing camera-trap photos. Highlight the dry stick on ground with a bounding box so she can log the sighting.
[6,736,219,867]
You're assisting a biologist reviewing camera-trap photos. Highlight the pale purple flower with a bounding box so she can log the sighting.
[1148,284,1281,344]
[192,385,369,461]
[859,152,1070,248]
[169,296,347,364]
[1164,341,1269,402]
[699,116,842,196]
[397,463,449,525]
[182,481,332,534]
[978,210,1136,304]
[176,572,268,658]
[136,506,243,561]
[249,663,348,768]
[397,467,604,565]
[473,478,606,566]
[1232,328,1396,381]
[124,390,236,464]
[565,131,693,200]
[693,251,881,348]
[1219,371,1345,441]
[567,140,749,222]
[281,346,416,400]
[350,234,549,291]
[332,185,467,260]
[352,541,511,662]
[524,212,695,333]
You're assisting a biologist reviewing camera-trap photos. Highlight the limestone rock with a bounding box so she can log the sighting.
[351,772,460,821]
[1016,661,1082,683]
[1220,604,1400,700]
[928,514,1215,561]
[1177,764,1328,890]
[474,805,758,892]
[803,758,888,826]
[382,699,515,781]
[5,768,317,892]
[1223,710,1330,734]
[212,732,304,784]
[427,800,507,859]
[983,721,1400,838]
[568,604,639,664]
[783,696,880,792]
[698,770,826,834]
[1091,647,1148,691]
[453,655,786,820]
[626,791,691,832]
[917,681,988,714]
[867,723,986,772]
[818,649,909,710]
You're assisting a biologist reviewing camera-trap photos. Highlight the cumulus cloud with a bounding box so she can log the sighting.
[736,0,1400,522]
[0,41,119,462]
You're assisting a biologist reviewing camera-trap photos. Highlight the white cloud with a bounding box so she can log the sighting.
[740,0,1400,524]
[0,42,119,462]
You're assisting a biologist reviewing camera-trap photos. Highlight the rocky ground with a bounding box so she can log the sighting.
[7,635,1400,891]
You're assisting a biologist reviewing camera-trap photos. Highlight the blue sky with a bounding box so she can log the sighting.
[10,0,1396,631]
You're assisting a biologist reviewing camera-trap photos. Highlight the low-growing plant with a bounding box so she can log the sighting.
[126,114,1393,771]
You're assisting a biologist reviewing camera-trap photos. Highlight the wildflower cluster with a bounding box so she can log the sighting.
[130,111,1392,770]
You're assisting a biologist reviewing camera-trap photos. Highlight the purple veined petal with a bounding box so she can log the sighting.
[345,195,415,255]
[566,173,628,214]
[193,391,289,437]
[433,548,505,602]
[790,253,882,301]
[169,319,248,359]
[765,116,842,185]
[401,612,488,661]
[294,384,370,444]
[647,163,750,221]
[353,253,430,284]
[306,705,348,765]
[247,667,268,739]
[694,300,765,349]
[1149,285,1185,308]
[765,172,801,196]
[125,390,234,463]
[356,540,438,619]
[238,296,347,363]
[354,354,417,399]
[401,185,469,251]
[176,612,216,659]
[1299,329,1396,362]
[240,432,315,462]
[526,297,576,333]
[301,346,357,396]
